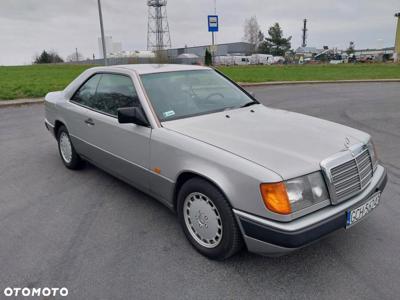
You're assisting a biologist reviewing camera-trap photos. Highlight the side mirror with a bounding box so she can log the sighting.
[117,107,149,127]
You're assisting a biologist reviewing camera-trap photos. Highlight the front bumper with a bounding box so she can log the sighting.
[234,165,388,256]
[44,119,56,137]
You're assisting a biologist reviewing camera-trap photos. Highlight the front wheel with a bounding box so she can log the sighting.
[177,178,243,260]
[57,125,84,170]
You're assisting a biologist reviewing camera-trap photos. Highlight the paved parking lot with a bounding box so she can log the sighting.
[1,82,399,299]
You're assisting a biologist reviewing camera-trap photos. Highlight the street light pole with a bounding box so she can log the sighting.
[395,12,400,63]
[97,0,108,66]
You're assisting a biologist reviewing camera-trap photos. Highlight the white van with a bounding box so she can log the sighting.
[249,54,273,65]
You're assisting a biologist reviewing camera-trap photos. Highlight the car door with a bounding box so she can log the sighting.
[68,72,152,192]
[65,73,101,156]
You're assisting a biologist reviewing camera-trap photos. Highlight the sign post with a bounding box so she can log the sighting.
[395,12,400,63]
[208,15,219,64]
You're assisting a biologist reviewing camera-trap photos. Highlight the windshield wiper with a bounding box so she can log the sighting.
[240,101,258,108]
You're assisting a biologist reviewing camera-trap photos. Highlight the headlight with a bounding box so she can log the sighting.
[260,172,329,215]
[366,139,378,170]
[285,172,329,212]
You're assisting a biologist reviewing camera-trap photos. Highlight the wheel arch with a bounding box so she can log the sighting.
[173,170,232,212]
[54,120,66,137]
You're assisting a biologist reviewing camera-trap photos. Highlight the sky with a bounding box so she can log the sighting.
[0,0,399,65]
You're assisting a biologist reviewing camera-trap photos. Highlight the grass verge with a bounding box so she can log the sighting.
[0,63,399,100]
[0,64,93,100]
[218,64,400,83]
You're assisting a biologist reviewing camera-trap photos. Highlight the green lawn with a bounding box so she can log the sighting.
[218,64,400,83]
[0,63,399,100]
[0,64,93,100]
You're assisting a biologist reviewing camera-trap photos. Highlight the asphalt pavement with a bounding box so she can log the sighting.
[0,82,399,299]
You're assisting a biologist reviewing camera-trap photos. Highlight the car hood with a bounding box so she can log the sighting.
[163,105,370,180]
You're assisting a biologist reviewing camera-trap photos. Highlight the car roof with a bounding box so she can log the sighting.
[92,64,211,75]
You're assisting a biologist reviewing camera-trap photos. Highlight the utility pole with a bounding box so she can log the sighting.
[302,19,307,48]
[75,48,79,62]
[395,12,400,63]
[97,0,108,66]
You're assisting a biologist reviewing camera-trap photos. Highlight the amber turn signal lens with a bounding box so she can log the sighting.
[260,182,292,215]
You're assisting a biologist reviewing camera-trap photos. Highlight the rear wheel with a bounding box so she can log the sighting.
[177,178,243,260]
[57,125,84,170]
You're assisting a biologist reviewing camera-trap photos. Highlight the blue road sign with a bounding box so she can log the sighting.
[208,15,219,32]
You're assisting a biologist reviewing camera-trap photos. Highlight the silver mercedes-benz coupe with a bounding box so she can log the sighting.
[44,64,387,259]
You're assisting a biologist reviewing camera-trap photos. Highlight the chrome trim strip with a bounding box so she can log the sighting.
[334,173,359,186]
[332,166,358,179]
[336,181,360,194]
[44,119,54,128]
[354,149,363,188]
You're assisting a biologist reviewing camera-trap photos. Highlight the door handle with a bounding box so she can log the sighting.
[84,118,95,126]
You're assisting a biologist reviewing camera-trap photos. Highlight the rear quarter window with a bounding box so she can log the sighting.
[71,74,101,106]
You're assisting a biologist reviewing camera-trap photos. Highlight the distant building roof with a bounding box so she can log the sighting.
[176,42,253,51]
[354,47,395,55]
[295,47,319,54]
[165,42,254,57]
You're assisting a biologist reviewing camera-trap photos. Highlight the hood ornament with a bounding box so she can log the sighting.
[344,137,351,149]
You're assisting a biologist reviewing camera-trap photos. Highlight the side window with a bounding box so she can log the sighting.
[93,74,140,116]
[71,74,101,106]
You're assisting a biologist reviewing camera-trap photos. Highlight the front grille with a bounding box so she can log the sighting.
[330,149,373,203]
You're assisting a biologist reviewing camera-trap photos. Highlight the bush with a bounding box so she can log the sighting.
[204,49,212,66]
[34,50,64,64]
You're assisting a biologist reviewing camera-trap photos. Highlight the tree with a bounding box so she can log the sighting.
[346,41,355,55]
[257,41,271,54]
[204,48,212,66]
[243,16,261,51]
[66,51,84,62]
[34,50,64,64]
[258,30,264,44]
[257,23,291,56]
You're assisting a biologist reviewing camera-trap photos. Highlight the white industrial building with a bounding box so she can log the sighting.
[98,36,123,58]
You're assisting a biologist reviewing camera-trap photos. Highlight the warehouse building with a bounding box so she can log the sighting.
[164,42,254,59]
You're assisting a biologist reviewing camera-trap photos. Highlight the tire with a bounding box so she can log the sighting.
[177,178,243,260]
[57,125,84,170]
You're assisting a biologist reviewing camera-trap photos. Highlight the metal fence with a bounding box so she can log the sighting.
[69,56,203,66]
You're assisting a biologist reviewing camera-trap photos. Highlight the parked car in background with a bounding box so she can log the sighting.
[214,55,235,66]
[232,56,250,65]
[44,64,387,260]
[249,54,273,65]
[272,56,285,64]
[329,59,344,64]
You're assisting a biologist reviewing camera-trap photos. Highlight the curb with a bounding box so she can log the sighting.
[0,98,43,108]
[239,79,400,87]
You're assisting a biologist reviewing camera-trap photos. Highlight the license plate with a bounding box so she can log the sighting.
[346,192,381,228]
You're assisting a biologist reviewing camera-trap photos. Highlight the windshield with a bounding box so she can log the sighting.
[140,70,256,121]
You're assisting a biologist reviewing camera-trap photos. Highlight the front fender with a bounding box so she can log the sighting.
[149,128,283,220]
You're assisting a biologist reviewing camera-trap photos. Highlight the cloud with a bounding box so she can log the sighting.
[0,0,398,65]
